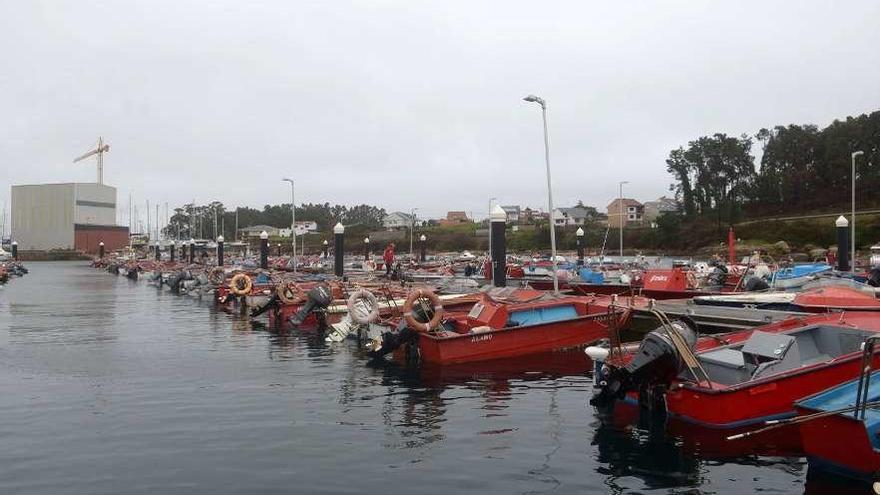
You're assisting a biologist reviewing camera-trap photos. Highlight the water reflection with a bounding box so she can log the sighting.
[592,404,704,492]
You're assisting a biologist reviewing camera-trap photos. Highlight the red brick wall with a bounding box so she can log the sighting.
[74,225,129,254]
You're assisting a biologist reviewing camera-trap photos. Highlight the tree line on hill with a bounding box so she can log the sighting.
[162,202,386,240]
[666,110,880,229]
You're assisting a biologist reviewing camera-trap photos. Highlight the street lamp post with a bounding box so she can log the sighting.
[488,197,497,265]
[619,181,629,261]
[409,208,419,257]
[282,178,297,274]
[852,151,864,273]
[523,94,559,293]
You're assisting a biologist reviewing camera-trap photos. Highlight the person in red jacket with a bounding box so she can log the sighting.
[383,243,395,276]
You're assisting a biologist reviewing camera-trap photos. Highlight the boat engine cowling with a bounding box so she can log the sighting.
[288,284,333,326]
[590,319,697,407]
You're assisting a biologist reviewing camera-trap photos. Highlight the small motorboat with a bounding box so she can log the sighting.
[771,263,832,289]
[566,266,727,300]
[589,311,880,428]
[368,288,628,365]
[693,286,880,313]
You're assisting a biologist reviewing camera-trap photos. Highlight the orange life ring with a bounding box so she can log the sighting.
[229,273,253,296]
[276,282,305,305]
[403,289,444,332]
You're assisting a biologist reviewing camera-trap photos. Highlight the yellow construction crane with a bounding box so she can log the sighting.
[73,136,110,185]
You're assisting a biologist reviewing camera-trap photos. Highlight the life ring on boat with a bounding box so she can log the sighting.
[276,282,306,305]
[229,273,253,296]
[347,289,380,324]
[403,289,444,332]
[208,267,226,285]
[686,270,699,289]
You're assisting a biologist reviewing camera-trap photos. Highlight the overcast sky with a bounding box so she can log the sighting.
[2,0,879,227]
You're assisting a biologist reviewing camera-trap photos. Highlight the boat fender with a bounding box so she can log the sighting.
[470,325,492,334]
[686,271,699,289]
[585,346,610,362]
[229,273,253,296]
[348,289,380,324]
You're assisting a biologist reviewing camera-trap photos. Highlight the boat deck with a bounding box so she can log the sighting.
[619,296,810,333]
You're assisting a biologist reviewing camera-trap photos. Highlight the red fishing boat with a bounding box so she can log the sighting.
[694,285,880,313]
[590,312,880,428]
[563,267,729,300]
[368,289,628,365]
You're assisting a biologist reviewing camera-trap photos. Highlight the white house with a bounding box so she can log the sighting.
[280,221,318,237]
[383,211,413,230]
[500,205,521,224]
[552,207,590,226]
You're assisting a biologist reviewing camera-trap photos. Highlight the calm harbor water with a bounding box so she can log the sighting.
[0,262,867,494]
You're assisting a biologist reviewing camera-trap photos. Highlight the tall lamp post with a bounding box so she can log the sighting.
[409,207,419,257]
[852,151,864,273]
[619,181,629,261]
[282,178,297,274]
[523,94,559,293]
[488,196,497,265]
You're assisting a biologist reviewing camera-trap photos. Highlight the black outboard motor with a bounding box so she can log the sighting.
[868,267,880,288]
[591,319,698,407]
[288,284,333,326]
[744,275,770,292]
[250,293,279,318]
[705,261,728,287]
[367,323,419,360]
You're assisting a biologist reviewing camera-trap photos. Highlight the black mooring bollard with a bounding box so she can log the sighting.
[576,227,584,267]
[490,206,507,287]
[419,235,426,262]
[836,215,850,272]
[259,232,268,269]
[217,236,225,267]
[11,241,17,260]
[99,241,105,259]
[334,223,344,277]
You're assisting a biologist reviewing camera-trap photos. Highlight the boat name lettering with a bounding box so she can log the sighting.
[471,334,493,343]
[748,382,778,395]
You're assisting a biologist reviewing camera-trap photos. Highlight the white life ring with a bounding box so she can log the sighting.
[347,289,380,324]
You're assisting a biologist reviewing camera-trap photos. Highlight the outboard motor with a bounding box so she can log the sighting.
[250,293,279,318]
[166,272,184,292]
[744,275,770,292]
[705,262,728,287]
[590,319,698,408]
[288,284,333,326]
[366,323,419,360]
[868,267,880,288]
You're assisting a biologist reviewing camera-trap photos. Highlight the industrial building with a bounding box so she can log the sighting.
[11,183,129,253]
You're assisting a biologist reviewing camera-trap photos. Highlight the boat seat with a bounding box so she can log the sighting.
[742,331,795,362]
[699,348,745,369]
